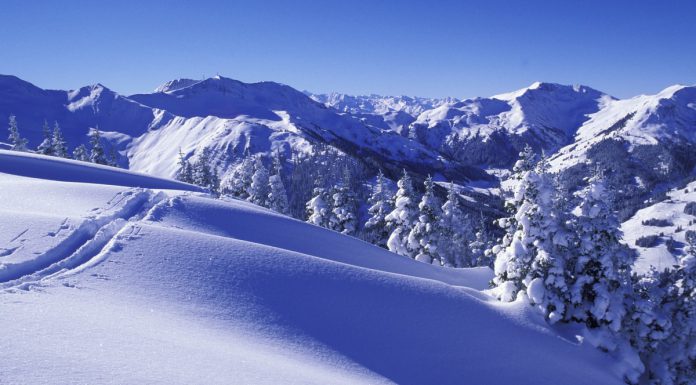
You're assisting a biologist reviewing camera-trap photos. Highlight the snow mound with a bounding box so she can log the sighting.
[0,152,625,384]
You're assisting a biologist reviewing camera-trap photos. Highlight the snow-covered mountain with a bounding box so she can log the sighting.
[307,92,457,133]
[0,150,627,384]
[0,74,491,184]
[407,82,610,166]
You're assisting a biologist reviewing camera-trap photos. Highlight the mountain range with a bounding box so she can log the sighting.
[1,74,695,217]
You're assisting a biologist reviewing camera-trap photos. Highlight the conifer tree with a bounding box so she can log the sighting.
[268,174,290,215]
[248,157,270,207]
[51,122,68,158]
[364,170,394,248]
[385,169,419,257]
[568,172,633,330]
[176,149,193,183]
[72,144,89,161]
[439,182,472,267]
[329,168,358,235]
[492,154,571,320]
[7,114,27,151]
[408,175,443,264]
[37,120,54,155]
[306,184,331,228]
[227,155,255,199]
[89,128,106,164]
[470,213,492,267]
[191,147,219,194]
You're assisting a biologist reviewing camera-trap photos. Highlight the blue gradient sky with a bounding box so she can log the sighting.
[1,0,694,98]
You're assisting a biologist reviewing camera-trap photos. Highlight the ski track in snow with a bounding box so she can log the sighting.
[0,188,166,290]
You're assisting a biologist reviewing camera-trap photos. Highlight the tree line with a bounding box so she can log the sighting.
[6,114,119,166]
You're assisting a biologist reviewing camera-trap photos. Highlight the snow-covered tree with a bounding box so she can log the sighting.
[306,185,331,228]
[51,122,68,158]
[385,169,419,257]
[37,120,54,155]
[470,213,492,267]
[364,170,394,248]
[72,144,89,161]
[176,149,193,184]
[408,175,442,264]
[248,157,270,207]
[439,183,473,267]
[492,156,572,325]
[223,155,255,199]
[89,128,106,164]
[567,173,633,331]
[191,147,220,195]
[329,169,358,235]
[7,115,27,151]
[268,174,290,215]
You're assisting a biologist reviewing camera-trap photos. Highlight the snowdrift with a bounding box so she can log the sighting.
[0,152,625,384]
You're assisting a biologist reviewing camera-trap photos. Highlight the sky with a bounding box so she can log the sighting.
[1,0,695,99]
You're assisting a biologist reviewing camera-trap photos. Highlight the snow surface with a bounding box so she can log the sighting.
[621,180,696,273]
[0,151,626,384]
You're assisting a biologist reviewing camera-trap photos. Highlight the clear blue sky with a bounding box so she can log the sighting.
[1,0,695,98]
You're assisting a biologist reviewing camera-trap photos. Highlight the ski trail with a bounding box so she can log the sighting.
[0,188,167,290]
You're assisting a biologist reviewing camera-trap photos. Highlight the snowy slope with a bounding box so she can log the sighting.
[550,84,696,171]
[0,152,625,385]
[621,179,696,274]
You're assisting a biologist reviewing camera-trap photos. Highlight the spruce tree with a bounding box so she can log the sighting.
[52,122,68,158]
[248,157,270,207]
[492,155,570,318]
[408,175,443,264]
[568,172,633,331]
[7,114,27,151]
[306,185,331,228]
[73,144,89,161]
[176,149,193,183]
[191,147,219,194]
[385,169,419,257]
[439,183,472,267]
[268,174,290,215]
[89,128,106,164]
[37,120,54,155]
[225,155,255,199]
[364,170,394,248]
[329,169,358,235]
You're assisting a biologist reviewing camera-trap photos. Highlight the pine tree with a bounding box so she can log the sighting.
[439,183,472,267]
[73,144,89,161]
[51,122,68,158]
[568,172,633,331]
[225,155,255,199]
[329,169,358,235]
[306,185,331,228]
[7,114,27,151]
[176,149,193,183]
[364,170,394,248]
[385,169,419,257]
[492,155,571,320]
[89,128,106,164]
[408,175,443,264]
[191,147,220,195]
[248,157,270,207]
[268,174,290,215]
[107,148,119,167]
[470,212,492,267]
[37,120,54,155]
[626,256,696,385]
